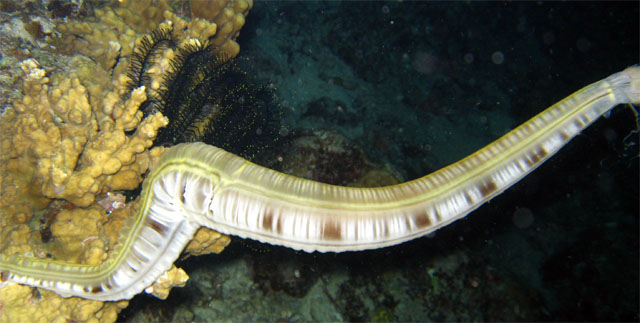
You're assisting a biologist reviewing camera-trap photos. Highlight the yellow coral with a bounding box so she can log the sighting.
[144,265,190,300]
[179,0,253,57]
[0,185,136,323]
[0,0,253,319]
[6,59,168,207]
[349,169,401,188]
[185,227,232,256]
[50,0,252,68]
[50,206,108,264]
[0,284,128,323]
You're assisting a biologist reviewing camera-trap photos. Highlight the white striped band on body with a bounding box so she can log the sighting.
[0,66,638,301]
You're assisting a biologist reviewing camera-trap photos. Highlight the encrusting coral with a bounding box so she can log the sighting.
[0,0,251,321]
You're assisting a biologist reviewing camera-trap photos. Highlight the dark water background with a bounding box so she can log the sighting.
[120,2,639,321]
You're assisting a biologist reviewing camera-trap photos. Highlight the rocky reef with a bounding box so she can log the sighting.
[0,0,249,321]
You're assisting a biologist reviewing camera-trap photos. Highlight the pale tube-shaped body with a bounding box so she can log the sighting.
[0,67,638,301]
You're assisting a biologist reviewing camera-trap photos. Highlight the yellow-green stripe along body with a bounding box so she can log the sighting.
[1,67,638,301]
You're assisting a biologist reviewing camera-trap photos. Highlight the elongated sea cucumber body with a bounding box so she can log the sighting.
[0,67,638,301]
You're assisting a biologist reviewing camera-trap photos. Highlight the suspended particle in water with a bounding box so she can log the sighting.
[491,51,505,65]
[279,127,289,137]
[464,53,474,64]
[512,207,534,229]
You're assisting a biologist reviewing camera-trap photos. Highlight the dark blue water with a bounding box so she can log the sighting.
[121,2,638,321]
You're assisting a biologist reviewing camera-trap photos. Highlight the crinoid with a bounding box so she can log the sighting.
[126,28,283,161]
[124,26,176,113]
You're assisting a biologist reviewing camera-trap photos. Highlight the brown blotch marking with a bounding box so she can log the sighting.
[91,285,103,293]
[148,219,168,236]
[179,184,186,204]
[464,192,473,204]
[529,147,548,164]
[0,271,8,282]
[559,131,570,141]
[479,181,498,198]
[180,185,187,204]
[413,211,432,228]
[262,211,273,231]
[276,215,283,235]
[322,220,341,240]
